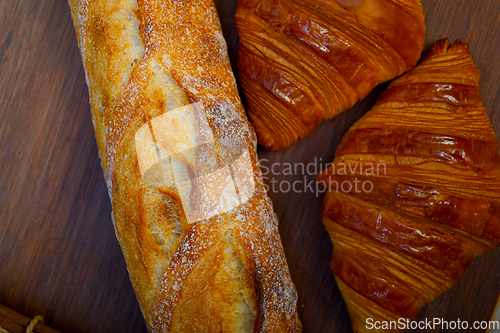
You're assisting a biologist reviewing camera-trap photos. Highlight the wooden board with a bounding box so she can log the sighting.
[0,0,499,332]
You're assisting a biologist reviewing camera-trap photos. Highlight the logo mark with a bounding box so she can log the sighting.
[135,103,255,223]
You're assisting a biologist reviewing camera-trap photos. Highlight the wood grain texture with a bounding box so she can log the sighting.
[0,0,498,332]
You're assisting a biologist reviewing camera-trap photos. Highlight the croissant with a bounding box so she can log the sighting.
[317,39,500,333]
[68,0,300,331]
[235,0,426,150]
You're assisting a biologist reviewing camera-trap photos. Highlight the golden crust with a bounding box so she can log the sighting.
[68,0,301,331]
[236,0,426,150]
[318,39,500,333]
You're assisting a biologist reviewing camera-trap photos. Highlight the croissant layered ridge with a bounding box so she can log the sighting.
[68,0,301,332]
[318,39,500,333]
[236,0,426,150]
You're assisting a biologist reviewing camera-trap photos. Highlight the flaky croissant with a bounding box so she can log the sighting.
[317,39,500,333]
[236,0,426,150]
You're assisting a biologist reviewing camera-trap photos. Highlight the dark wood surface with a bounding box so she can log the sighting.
[0,1,499,332]
[0,303,61,333]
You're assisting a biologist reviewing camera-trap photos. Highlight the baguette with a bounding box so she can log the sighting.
[68,0,301,331]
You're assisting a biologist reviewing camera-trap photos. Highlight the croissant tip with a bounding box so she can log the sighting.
[423,38,471,60]
[259,138,282,151]
[257,129,299,151]
[449,39,471,55]
[425,38,450,57]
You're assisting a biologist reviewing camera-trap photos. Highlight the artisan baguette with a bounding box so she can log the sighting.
[68,0,301,331]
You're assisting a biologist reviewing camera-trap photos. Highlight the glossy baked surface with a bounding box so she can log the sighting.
[318,39,500,332]
[236,0,426,150]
